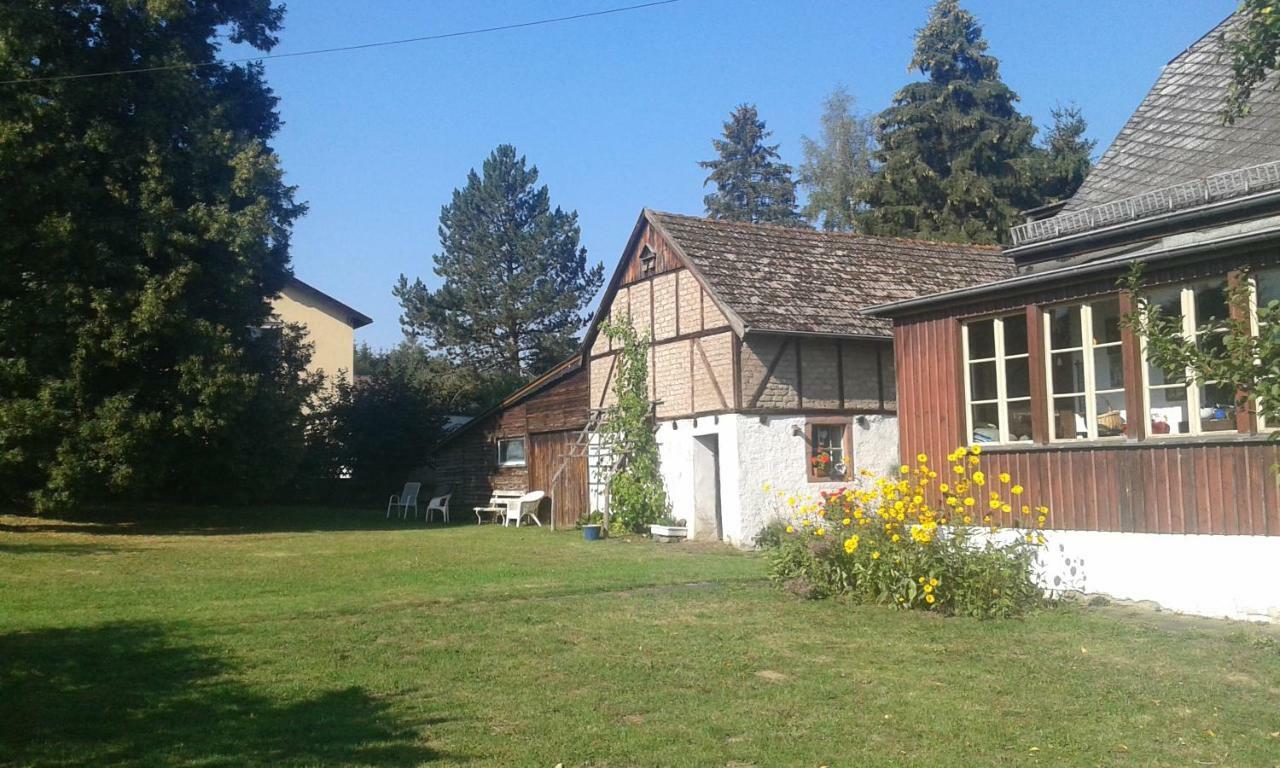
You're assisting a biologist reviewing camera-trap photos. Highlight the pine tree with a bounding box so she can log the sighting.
[856,0,1038,244]
[799,86,875,231]
[700,104,805,227]
[0,1,313,510]
[1029,104,1096,204]
[394,145,604,377]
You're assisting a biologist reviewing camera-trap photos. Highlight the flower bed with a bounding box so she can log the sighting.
[766,446,1051,619]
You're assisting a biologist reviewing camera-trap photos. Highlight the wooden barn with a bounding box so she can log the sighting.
[865,12,1280,620]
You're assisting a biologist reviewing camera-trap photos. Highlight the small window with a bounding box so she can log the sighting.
[1045,297,1127,441]
[1254,269,1280,430]
[963,315,1032,445]
[497,438,526,467]
[806,421,849,480]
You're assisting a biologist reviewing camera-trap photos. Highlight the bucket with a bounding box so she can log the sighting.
[582,524,602,541]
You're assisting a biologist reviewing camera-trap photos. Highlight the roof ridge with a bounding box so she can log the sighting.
[647,210,1003,252]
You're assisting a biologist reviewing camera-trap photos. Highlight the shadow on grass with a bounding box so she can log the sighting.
[0,505,474,537]
[0,622,447,766]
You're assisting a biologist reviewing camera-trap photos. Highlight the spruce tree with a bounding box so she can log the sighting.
[799,86,875,231]
[857,0,1037,244]
[1029,104,1096,204]
[700,104,805,227]
[394,145,604,377]
[0,1,313,510]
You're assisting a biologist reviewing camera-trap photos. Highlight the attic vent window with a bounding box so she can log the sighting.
[640,246,657,275]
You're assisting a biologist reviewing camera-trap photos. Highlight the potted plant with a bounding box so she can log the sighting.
[578,510,605,541]
[649,515,688,543]
[810,451,832,478]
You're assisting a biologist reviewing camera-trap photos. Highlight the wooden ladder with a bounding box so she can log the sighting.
[548,408,626,530]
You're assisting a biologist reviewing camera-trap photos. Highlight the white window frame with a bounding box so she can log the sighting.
[962,315,1031,445]
[497,437,527,467]
[1250,268,1280,431]
[1043,299,1127,442]
[1140,279,1238,438]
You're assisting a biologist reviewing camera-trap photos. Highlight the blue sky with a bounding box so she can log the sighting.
[250,0,1236,349]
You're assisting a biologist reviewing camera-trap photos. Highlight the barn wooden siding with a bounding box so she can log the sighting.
[893,267,1280,537]
[427,364,590,523]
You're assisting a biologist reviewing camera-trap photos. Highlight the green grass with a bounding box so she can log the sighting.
[1,509,1278,767]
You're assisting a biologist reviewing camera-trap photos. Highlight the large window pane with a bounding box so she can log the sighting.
[1193,279,1230,326]
[1198,383,1237,432]
[968,320,995,359]
[1048,305,1083,350]
[1093,346,1125,390]
[1148,387,1189,435]
[971,403,1000,443]
[1051,350,1086,394]
[1003,316,1028,356]
[1091,298,1123,345]
[1147,357,1185,387]
[969,361,997,401]
[1007,400,1033,442]
[1258,269,1280,310]
[1095,396,1126,437]
[1005,357,1030,399]
[1051,396,1087,440]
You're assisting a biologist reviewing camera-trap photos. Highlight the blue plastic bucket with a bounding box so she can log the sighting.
[583,524,602,541]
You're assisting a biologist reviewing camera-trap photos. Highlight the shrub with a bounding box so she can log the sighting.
[767,445,1050,619]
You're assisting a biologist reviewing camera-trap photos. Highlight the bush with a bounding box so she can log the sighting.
[767,445,1050,619]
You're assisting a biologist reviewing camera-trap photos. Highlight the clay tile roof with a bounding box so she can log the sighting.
[1060,13,1280,214]
[647,211,1014,337]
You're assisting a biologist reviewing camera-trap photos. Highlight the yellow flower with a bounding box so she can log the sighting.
[815,528,825,537]
[962,515,972,524]
[939,482,950,493]
[923,583,934,594]
[963,497,975,507]
[1001,503,1012,514]
[762,482,772,492]
[953,465,965,475]
[972,471,985,486]
[891,534,901,542]
[801,519,811,527]
[970,445,982,456]
[998,472,1011,483]
[1011,484,1024,495]
[918,576,927,584]
[899,465,910,475]
[787,496,796,506]
[916,453,929,465]
[988,499,1001,511]
[1037,534,1047,545]
[925,593,936,604]
[785,525,794,533]
[968,455,981,466]
[843,535,860,554]
[871,551,881,560]
[842,517,852,526]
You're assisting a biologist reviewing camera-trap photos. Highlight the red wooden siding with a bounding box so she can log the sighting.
[895,309,1280,536]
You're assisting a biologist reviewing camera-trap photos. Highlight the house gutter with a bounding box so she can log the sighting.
[863,221,1280,318]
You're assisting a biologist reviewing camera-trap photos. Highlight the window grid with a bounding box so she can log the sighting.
[1141,281,1237,438]
[1251,269,1280,431]
[963,316,1031,445]
[1044,302,1126,441]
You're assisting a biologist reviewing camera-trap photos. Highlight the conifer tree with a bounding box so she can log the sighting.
[799,86,875,231]
[1029,104,1096,204]
[700,104,805,227]
[857,0,1037,243]
[394,145,604,377]
[0,1,313,510]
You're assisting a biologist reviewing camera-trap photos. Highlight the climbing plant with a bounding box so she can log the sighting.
[599,318,670,534]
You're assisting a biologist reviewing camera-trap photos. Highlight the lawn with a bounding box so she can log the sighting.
[1,509,1278,767]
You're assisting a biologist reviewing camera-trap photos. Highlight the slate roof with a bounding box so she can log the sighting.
[647,211,1014,337]
[1060,13,1280,214]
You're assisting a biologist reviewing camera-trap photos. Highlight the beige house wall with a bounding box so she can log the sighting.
[271,284,358,385]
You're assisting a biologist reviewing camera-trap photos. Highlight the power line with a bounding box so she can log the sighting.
[0,0,680,87]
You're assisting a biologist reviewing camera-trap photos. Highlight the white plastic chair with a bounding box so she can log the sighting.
[425,491,451,523]
[504,490,545,527]
[386,482,421,519]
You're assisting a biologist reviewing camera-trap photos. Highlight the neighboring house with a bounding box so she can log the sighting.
[426,209,1009,542]
[865,13,1280,621]
[271,276,373,385]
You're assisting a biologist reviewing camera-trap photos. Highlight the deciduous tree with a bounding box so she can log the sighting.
[798,87,874,231]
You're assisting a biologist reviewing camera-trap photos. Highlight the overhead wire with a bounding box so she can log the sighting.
[0,0,680,86]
